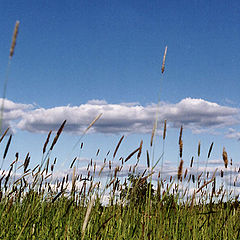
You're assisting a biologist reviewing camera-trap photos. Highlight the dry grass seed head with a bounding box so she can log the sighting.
[178,159,184,181]
[161,46,168,74]
[3,134,12,160]
[113,135,124,158]
[179,139,183,158]
[96,149,100,156]
[43,130,52,154]
[23,153,30,172]
[99,163,106,176]
[179,125,183,144]
[50,120,66,151]
[150,120,157,147]
[163,120,167,140]
[198,141,201,157]
[137,140,143,159]
[146,150,150,168]
[124,147,140,163]
[222,147,228,168]
[0,127,10,144]
[84,113,102,133]
[10,21,20,58]
[190,156,194,168]
[208,142,214,158]
[70,157,77,169]
[192,174,195,183]
[184,168,188,179]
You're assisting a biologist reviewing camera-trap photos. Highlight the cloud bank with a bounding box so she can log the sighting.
[1,98,240,136]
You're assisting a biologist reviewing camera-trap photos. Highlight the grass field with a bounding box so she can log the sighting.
[0,21,239,240]
[0,120,239,239]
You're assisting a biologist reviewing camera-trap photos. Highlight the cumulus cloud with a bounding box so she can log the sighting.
[162,98,239,129]
[0,98,33,134]
[1,97,240,135]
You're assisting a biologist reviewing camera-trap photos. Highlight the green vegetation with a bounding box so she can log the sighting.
[0,153,239,240]
[0,21,239,239]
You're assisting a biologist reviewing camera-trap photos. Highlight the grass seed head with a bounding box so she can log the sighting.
[208,142,214,158]
[10,21,20,58]
[84,113,102,133]
[198,141,201,157]
[43,130,52,154]
[161,46,168,74]
[150,120,157,147]
[178,159,184,181]
[146,150,150,168]
[222,147,228,168]
[50,120,66,151]
[179,139,183,158]
[179,125,183,144]
[163,120,167,140]
[137,140,143,159]
[190,156,194,168]
[113,135,124,158]
[184,168,188,179]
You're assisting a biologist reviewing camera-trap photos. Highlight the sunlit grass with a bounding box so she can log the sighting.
[0,21,239,240]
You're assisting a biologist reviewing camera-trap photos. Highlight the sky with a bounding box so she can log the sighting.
[0,0,240,189]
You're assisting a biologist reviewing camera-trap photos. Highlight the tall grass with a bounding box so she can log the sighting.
[0,22,239,240]
[0,117,238,239]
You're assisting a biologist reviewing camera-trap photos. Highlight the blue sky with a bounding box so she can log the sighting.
[0,1,240,183]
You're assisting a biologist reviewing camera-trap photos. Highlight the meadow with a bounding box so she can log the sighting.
[0,21,239,240]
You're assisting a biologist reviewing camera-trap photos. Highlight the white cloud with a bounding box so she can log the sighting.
[0,98,33,134]
[87,99,108,105]
[225,128,240,140]
[0,97,239,135]
[162,98,239,129]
